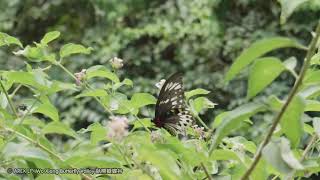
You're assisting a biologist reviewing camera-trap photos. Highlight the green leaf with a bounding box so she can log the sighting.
[76,89,108,98]
[306,100,320,111]
[280,95,305,147]
[86,122,106,145]
[225,37,304,81]
[40,31,60,45]
[248,57,286,98]
[66,155,121,168]
[278,0,309,24]
[130,93,156,108]
[280,137,304,170]
[185,88,210,100]
[211,111,230,129]
[303,69,320,85]
[42,121,77,138]
[283,57,297,76]
[190,97,216,114]
[14,45,56,62]
[60,43,93,58]
[210,149,240,161]
[34,102,59,122]
[86,65,120,83]
[0,32,23,47]
[267,95,284,111]
[132,118,153,130]
[210,103,266,150]
[310,52,320,65]
[313,117,320,137]
[3,142,53,168]
[262,139,292,174]
[299,85,320,99]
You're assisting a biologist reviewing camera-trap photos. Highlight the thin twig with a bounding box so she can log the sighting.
[240,22,320,180]
[200,162,212,180]
[1,125,92,180]
[285,134,318,180]
[0,79,18,118]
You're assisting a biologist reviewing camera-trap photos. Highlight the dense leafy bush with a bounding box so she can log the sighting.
[0,0,320,180]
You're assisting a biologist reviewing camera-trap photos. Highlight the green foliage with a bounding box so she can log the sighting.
[0,1,319,180]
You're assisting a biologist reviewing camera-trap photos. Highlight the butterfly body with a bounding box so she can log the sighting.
[153,73,195,135]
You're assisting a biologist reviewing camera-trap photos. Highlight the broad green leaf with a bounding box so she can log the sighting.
[65,155,121,168]
[190,97,216,114]
[280,137,304,170]
[262,139,292,174]
[60,43,93,58]
[76,89,108,98]
[306,100,320,111]
[86,122,106,145]
[283,57,298,77]
[131,93,156,108]
[211,111,229,129]
[113,78,133,90]
[86,65,120,83]
[299,85,320,99]
[267,95,284,110]
[42,121,77,138]
[14,45,56,62]
[225,37,304,81]
[40,31,60,45]
[210,149,240,161]
[313,117,320,136]
[34,102,59,122]
[248,57,286,98]
[185,88,210,100]
[132,118,153,130]
[210,103,266,150]
[0,32,23,47]
[136,147,181,179]
[278,0,309,24]
[303,69,320,85]
[3,142,53,168]
[304,123,314,135]
[310,52,320,65]
[280,95,305,147]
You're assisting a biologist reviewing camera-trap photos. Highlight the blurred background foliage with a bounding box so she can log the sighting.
[0,0,320,134]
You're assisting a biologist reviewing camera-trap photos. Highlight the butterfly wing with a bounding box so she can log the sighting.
[154,72,195,135]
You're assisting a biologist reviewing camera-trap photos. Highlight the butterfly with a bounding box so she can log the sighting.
[153,72,195,135]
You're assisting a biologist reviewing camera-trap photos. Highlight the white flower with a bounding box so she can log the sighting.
[109,57,124,69]
[107,116,129,141]
[155,79,166,89]
[150,130,164,143]
[74,69,87,85]
[192,125,205,139]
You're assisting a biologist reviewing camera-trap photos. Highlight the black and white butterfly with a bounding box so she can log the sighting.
[153,72,195,135]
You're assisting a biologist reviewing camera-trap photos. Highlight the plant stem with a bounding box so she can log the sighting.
[200,162,212,180]
[240,22,320,180]
[285,134,318,180]
[1,125,92,180]
[0,79,18,118]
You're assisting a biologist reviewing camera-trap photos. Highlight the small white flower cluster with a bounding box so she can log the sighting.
[192,125,205,139]
[150,130,165,143]
[107,116,129,141]
[155,79,166,89]
[74,69,87,85]
[109,57,124,69]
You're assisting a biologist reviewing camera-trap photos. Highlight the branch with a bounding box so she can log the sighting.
[240,21,320,180]
[0,79,18,118]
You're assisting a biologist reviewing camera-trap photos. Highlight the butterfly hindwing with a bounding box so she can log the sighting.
[154,73,195,135]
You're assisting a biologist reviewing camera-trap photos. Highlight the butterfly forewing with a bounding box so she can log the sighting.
[154,73,195,135]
